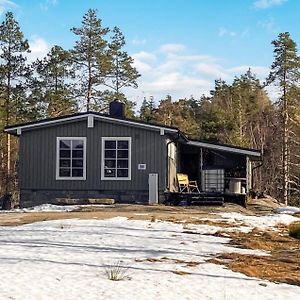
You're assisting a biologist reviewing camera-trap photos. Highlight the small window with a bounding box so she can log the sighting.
[101,137,131,180]
[56,137,86,180]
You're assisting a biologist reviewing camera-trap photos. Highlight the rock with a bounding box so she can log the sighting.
[87,198,115,205]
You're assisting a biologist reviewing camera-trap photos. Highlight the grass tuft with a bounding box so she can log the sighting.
[289,222,300,239]
[105,261,130,281]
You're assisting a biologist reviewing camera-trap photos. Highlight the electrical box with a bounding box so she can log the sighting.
[149,173,158,204]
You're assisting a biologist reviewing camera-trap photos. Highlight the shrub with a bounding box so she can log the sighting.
[289,222,300,239]
[105,261,129,281]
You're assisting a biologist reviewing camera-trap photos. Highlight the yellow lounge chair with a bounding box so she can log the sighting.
[177,173,200,193]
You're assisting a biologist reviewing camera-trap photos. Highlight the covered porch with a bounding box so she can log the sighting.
[166,139,261,206]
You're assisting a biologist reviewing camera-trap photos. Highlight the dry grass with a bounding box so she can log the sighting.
[1,203,300,286]
[105,261,130,281]
[289,222,300,239]
[135,257,201,268]
[211,227,300,286]
[171,270,190,275]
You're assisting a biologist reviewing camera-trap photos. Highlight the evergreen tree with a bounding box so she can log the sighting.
[104,26,140,98]
[0,11,30,194]
[31,45,78,117]
[71,9,109,111]
[139,96,156,121]
[90,89,136,118]
[266,32,300,205]
[153,96,199,136]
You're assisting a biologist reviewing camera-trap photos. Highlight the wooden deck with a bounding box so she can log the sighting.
[164,191,247,207]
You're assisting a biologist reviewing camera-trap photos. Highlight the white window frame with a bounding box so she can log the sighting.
[56,137,87,180]
[101,137,131,181]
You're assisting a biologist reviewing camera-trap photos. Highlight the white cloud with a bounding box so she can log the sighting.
[39,0,58,11]
[26,36,50,63]
[253,0,287,9]
[159,43,186,53]
[228,65,270,77]
[195,63,229,79]
[258,17,279,33]
[132,37,147,46]
[126,45,271,108]
[218,27,237,37]
[133,51,156,62]
[0,0,18,15]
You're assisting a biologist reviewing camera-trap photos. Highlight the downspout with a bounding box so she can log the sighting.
[251,159,263,191]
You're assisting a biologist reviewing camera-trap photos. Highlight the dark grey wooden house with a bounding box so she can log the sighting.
[5,101,261,207]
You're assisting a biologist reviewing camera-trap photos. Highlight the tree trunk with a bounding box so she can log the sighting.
[282,66,289,206]
[283,91,289,205]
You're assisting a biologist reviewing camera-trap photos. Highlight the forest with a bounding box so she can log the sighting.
[0,9,299,206]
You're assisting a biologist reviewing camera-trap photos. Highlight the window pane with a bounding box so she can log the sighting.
[117,150,128,158]
[60,140,71,149]
[72,140,83,149]
[60,159,71,168]
[72,159,83,168]
[117,160,128,168]
[105,160,116,168]
[72,150,83,158]
[105,150,116,158]
[105,140,116,149]
[72,168,83,177]
[60,149,71,158]
[59,168,70,177]
[117,169,128,178]
[104,168,116,177]
[117,141,128,149]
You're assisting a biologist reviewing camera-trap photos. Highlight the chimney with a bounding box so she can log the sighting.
[109,99,125,119]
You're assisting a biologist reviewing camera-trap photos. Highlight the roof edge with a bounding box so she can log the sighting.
[4,112,179,134]
[187,140,261,157]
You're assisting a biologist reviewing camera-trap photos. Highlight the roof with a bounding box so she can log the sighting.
[4,111,178,135]
[187,139,261,158]
[4,111,261,158]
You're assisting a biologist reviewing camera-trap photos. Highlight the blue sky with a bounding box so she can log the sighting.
[1,0,299,106]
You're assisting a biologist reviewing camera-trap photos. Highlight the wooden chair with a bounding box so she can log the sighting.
[177,173,200,193]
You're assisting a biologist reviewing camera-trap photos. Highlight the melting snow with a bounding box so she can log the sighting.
[274,206,300,215]
[0,217,299,299]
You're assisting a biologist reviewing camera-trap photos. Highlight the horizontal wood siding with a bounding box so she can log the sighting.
[20,119,166,191]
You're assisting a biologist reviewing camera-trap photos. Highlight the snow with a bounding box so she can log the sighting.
[0,217,299,300]
[0,203,115,213]
[274,206,300,215]
[219,212,299,231]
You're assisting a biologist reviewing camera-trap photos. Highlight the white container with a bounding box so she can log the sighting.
[229,179,242,193]
[202,169,224,192]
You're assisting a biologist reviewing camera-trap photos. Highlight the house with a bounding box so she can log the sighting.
[4,101,261,207]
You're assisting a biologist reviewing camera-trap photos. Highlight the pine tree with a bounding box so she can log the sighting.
[31,45,78,117]
[0,11,30,194]
[266,32,300,205]
[104,26,140,98]
[71,9,109,111]
[139,96,156,121]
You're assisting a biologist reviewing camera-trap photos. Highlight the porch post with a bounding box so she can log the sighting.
[200,148,203,191]
[246,156,252,193]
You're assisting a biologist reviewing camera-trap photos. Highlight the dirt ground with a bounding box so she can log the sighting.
[0,202,299,286]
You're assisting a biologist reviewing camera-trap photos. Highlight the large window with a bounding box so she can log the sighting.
[56,137,86,180]
[101,137,131,180]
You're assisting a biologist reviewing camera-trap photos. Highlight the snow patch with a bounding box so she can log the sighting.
[274,206,300,215]
[0,218,297,300]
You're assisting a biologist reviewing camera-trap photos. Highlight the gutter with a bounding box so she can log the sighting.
[251,158,264,191]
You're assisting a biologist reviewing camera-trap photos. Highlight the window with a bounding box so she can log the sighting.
[101,137,131,180]
[56,137,86,180]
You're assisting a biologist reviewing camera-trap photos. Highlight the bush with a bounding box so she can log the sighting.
[289,222,300,239]
[105,261,129,281]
